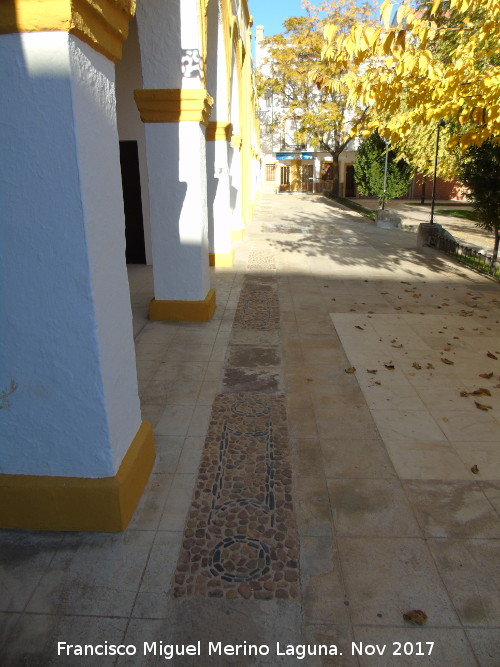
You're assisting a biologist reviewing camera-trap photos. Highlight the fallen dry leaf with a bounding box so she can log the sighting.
[426,363,434,369]
[471,464,479,474]
[384,364,395,370]
[460,391,469,397]
[345,367,356,374]
[366,369,378,374]
[401,281,411,285]
[355,325,364,330]
[479,372,494,379]
[475,401,492,411]
[392,344,403,349]
[374,381,381,385]
[349,308,357,312]
[487,351,498,360]
[441,358,454,365]
[306,378,314,382]
[412,362,422,370]
[495,383,500,389]
[394,306,402,310]
[471,388,491,397]
[403,610,428,625]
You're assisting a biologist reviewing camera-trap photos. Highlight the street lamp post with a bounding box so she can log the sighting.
[381,139,390,210]
[430,119,446,224]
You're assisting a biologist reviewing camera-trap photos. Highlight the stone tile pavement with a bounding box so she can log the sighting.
[1,193,499,666]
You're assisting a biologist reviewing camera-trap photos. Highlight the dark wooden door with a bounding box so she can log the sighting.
[301,164,314,192]
[119,140,146,264]
[345,164,356,197]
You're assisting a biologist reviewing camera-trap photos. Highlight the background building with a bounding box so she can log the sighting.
[255,24,359,196]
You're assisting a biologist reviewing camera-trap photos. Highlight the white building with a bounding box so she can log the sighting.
[0,0,260,531]
[255,25,359,196]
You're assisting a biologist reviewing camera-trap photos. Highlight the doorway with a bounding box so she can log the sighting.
[345,164,356,197]
[119,140,146,264]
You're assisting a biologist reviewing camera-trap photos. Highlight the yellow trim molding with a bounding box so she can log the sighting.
[149,288,216,321]
[134,88,214,125]
[0,0,136,62]
[0,421,155,532]
[209,250,234,267]
[206,121,233,142]
[231,134,242,149]
[230,229,245,242]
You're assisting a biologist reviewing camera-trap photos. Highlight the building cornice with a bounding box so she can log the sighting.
[134,89,214,126]
[0,0,136,62]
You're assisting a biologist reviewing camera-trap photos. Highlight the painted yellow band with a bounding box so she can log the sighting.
[0,421,155,532]
[149,288,216,322]
[134,89,214,126]
[231,133,242,149]
[209,250,234,267]
[206,121,233,142]
[230,229,245,242]
[0,0,135,62]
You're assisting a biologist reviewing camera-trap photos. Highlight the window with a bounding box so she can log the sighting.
[280,165,290,185]
[265,164,276,182]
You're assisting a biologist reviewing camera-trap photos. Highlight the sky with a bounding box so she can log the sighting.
[248,0,307,38]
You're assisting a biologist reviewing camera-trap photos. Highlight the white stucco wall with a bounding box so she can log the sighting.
[0,32,141,477]
[69,36,142,475]
[146,121,210,301]
[136,0,211,302]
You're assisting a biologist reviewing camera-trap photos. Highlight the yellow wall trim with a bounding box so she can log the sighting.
[206,121,233,142]
[149,288,216,321]
[209,250,234,267]
[230,229,245,242]
[134,88,214,125]
[231,133,242,149]
[0,0,136,62]
[0,421,155,532]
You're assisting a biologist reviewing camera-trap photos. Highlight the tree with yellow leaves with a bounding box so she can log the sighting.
[321,0,500,152]
[256,0,375,195]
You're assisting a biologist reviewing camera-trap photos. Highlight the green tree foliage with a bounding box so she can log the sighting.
[354,132,413,204]
[458,139,500,265]
[257,0,374,195]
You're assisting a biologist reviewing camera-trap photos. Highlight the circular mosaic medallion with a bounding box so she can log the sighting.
[231,398,271,418]
[209,536,271,582]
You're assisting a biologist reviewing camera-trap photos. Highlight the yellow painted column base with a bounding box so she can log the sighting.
[0,421,155,532]
[149,288,216,321]
[230,229,245,242]
[209,250,234,267]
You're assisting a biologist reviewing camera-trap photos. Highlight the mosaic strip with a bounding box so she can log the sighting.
[233,277,280,330]
[247,248,276,269]
[173,394,299,600]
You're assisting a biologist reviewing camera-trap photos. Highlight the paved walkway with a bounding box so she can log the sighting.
[359,199,494,252]
[1,193,499,666]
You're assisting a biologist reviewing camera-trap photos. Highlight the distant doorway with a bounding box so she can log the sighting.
[345,164,356,197]
[119,140,146,264]
[301,164,314,192]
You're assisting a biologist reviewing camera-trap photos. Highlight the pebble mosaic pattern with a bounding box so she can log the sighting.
[233,276,280,330]
[173,394,299,600]
[173,265,300,600]
[247,248,276,270]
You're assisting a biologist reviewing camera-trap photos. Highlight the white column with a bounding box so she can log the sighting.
[135,0,214,319]
[0,32,143,480]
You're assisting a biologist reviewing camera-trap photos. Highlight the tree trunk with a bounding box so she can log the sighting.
[492,227,499,269]
[329,152,341,196]
[420,176,427,204]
